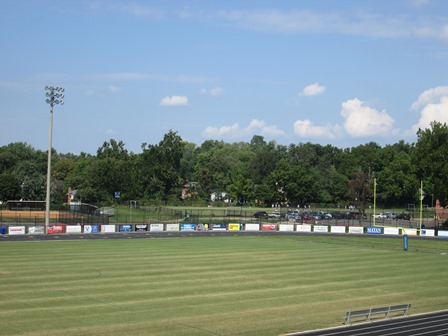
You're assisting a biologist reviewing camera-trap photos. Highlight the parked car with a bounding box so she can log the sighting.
[253,211,268,218]
[396,213,411,220]
[372,213,387,219]
[268,211,281,218]
[385,212,396,219]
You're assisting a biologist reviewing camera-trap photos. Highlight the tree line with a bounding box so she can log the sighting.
[1,122,447,212]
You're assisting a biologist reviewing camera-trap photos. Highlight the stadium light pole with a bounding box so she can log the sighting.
[45,86,64,233]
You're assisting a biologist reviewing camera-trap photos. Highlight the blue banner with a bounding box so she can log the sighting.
[118,224,132,232]
[367,227,382,234]
[181,224,195,231]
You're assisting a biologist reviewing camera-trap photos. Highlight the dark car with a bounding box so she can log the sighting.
[396,213,411,220]
[253,211,268,218]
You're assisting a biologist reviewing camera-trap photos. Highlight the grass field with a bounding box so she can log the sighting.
[1,235,447,336]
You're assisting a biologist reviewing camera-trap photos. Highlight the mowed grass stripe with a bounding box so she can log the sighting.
[0,236,447,336]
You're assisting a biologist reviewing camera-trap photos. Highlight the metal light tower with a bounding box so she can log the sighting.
[45,86,64,233]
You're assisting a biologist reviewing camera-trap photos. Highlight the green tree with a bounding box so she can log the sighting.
[0,173,21,201]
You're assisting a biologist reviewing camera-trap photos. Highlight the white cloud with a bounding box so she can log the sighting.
[293,119,341,139]
[411,86,448,110]
[341,98,394,137]
[409,0,432,8]
[301,83,326,96]
[199,87,224,97]
[411,96,448,133]
[160,96,189,106]
[203,119,285,139]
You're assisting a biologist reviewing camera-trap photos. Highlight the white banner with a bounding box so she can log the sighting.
[403,228,417,236]
[313,225,328,233]
[348,226,364,234]
[8,226,25,235]
[165,224,179,231]
[384,227,400,235]
[279,224,294,232]
[438,230,448,237]
[66,225,82,233]
[101,225,116,233]
[245,223,260,231]
[28,226,45,235]
[295,224,312,232]
[330,226,346,233]
[150,224,164,232]
[420,229,435,237]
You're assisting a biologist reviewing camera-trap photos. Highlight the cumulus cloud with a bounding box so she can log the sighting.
[411,86,448,110]
[293,119,342,139]
[203,119,285,139]
[301,83,326,96]
[411,94,448,133]
[340,98,394,137]
[160,95,188,106]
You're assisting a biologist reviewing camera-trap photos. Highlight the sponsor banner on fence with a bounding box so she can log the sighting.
[8,226,26,235]
[348,226,364,234]
[181,224,195,231]
[212,223,227,231]
[245,223,259,231]
[228,223,241,231]
[135,224,148,232]
[150,224,164,232]
[438,230,448,237]
[166,224,179,231]
[279,224,294,232]
[403,228,417,236]
[28,226,45,235]
[296,224,312,232]
[330,226,346,234]
[118,224,133,232]
[197,224,209,231]
[261,224,277,231]
[84,225,99,234]
[384,227,400,235]
[421,229,435,237]
[66,225,82,234]
[367,227,382,234]
[101,225,116,233]
[313,225,328,233]
[48,226,64,234]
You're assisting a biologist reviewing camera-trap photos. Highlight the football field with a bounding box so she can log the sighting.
[1,235,447,336]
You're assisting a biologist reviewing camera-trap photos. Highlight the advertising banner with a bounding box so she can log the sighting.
[101,225,116,233]
[313,225,328,233]
[166,224,179,231]
[228,223,240,231]
[367,227,382,234]
[348,226,364,234]
[330,226,346,234]
[296,224,312,232]
[404,229,417,236]
[197,224,209,231]
[150,224,164,232]
[245,223,259,231]
[118,224,133,232]
[28,226,45,235]
[84,225,99,234]
[47,226,64,234]
[66,225,82,233]
[438,230,448,237]
[261,224,277,231]
[384,227,400,235]
[279,224,294,232]
[135,224,148,232]
[212,223,227,231]
[8,226,26,235]
[181,224,195,231]
[420,229,435,237]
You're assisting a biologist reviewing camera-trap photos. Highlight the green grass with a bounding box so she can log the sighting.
[1,236,447,336]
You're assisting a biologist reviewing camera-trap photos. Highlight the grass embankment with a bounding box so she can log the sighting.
[0,235,447,336]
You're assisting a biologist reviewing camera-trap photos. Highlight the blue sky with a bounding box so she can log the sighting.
[1,0,448,154]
